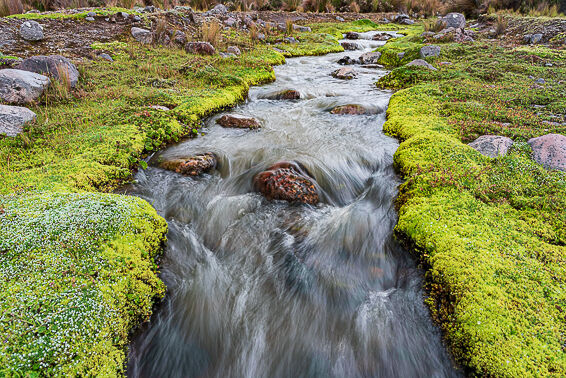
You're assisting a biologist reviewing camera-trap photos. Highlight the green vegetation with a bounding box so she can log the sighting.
[8,7,140,20]
[0,191,167,376]
[377,29,566,377]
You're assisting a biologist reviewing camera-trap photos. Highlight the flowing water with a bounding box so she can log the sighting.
[126,32,461,378]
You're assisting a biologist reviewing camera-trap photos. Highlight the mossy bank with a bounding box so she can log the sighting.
[0,16,390,375]
[377,17,565,377]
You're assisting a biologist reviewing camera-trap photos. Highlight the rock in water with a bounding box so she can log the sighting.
[254,161,319,205]
[359,52,381,64]
[372,33,392,41]
[468,135,513,158]
[330,104,368,115]
[338,56,358,65]
[217,114,261,129]
[528,134,566,171]
[406,59,437,70]
[331,67,358,80]
[160,153,217,176]
[131,27,153,44]
[0,69,50,104]
[441,12,466,29]
[419,45,441,58]
[185,42,216,55]
[0,104,36,137]
[266,89,301,100]
[20,21,44,41]
[17,55,79,88]
[341,42,360,51]
[344,32,360,40]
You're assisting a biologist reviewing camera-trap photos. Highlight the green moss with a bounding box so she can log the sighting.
[9,7,140,20]
[380,25,566,377]
[375,25,424,66]
[0,191,167,376]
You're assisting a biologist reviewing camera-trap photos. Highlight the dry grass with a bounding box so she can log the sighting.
[495,13,508,35]
[119,0,137,8]
[285,19,293,34]
[0,0,23,16]
[283,0,300,10]
[201,20,221,45]
[424,18,446,31]
[349,0,360,11]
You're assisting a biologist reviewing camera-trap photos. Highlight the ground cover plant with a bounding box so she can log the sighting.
[376,23,566,377]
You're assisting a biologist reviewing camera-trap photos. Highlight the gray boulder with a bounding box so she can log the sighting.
[173,30,187,46]
[420,45,441,58]
[131,27,153,44]
[528,134,566,171]
[341,42,360,51]
[0,69,50,104]
[98,53,113,62]
[293,25,311,32]
[17,55,79,88]
[441,12,466,29]
[19,21,44,42]
[0,104,36,137]
[210,3,228,14]
[469,135,513,158]
[331,67,358,80]
[227,46,241,55]
[524,33,543,44]
[406,59,437,70]
[359,52,381,64]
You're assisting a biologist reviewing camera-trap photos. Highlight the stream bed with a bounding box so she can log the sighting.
[126,32,461,378]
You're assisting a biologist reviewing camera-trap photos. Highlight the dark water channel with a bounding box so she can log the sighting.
[126,32,461,378]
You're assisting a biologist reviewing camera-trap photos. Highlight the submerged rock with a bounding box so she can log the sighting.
[406,59,437,71]
[341,42,360,51]
[185,41,216,55]
[217,114,261,129]
[20,21,44,41]
[0,69,50,104]
[528,134,566,171]
[17,55,79,88]
[331,67,358,80]
[330,104,368,115]
[254,161,319,205]
[266,89,301,100]
[0,104,36,137]
[469,135,513,158]
[160,153,217,176]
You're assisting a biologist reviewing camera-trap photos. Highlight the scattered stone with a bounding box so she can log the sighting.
[144,5,155,12]
[528,134,566,171]
[210,3,228,14]
[293,25,311,32]
[0,104,36,137]
[0,69,50,104]
[345,32,360,40]
[330,104,368,115]
[185,41,216,55]
[441,12,466,29]
[421,31,436,38]
[338,56,358,65]
[17,55,79,88]
[406,59,437,70]
[224,17,237,27]
[359,51,381,64]
[87,12,96,17]
[160,153,217,176]
[19,21,44,42]
[85,17,95,22]
[419,45,441,58]
[372,32,392,41]
[173,30,187,46]
[397,52,405,60]
[266,89,301,100]
[284,36,298,44]
[535,78,545,85]
[227,46,241,56]
[341,42,360,51]
[336,16,345,22]
[131,27,153,44]
[149,105,169,111]
[469,135,513,158]
[98,53,113,62]
[217,114,260,129]
[257,33,266,41]
[253,161,319,205]
[524,33,543,44]
[118,11,129,19]
[394,13,410,24]
[131,15,141,22]
[0,57,22,69]
[331,67,358,80]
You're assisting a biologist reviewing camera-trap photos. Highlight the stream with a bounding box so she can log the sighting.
[126,32,461,378]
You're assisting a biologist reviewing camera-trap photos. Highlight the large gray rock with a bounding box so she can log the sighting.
[469,135,513,158]
[293,25,311,32]
[0,104,36,137]
[17,55,79,88]
[227,46,241,56]
[359,52,381,64]
[331,67,358,80]
[19,21,44,41]
[131,27,153,44]
[420,45,441,58]
[441,12,466,29]
[523,33,543,44]
[528,134,566,171]
[0,69,50,104]
[406,59,437,70]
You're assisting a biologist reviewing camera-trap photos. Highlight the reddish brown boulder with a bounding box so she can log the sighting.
[185,41,216,55]
[372,33,392,41]
[345,32,360,40]
[330,104,368,115]
[528,134,566,172]
[160,153,217,176]
[253,161,319,205]
[217,114,261,129]
[266,89,301,100]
